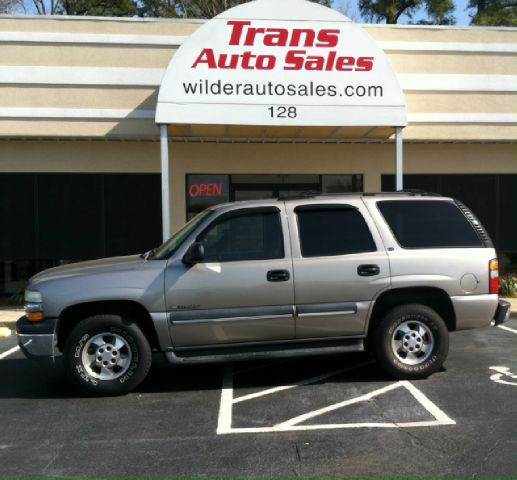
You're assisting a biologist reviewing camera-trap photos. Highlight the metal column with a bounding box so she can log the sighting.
[160,124,171,242]
[395,127,404,191]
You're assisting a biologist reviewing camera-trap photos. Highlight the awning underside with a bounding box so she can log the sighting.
[167,124,396,141]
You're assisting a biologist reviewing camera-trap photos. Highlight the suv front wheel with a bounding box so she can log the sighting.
[371,304,449,380]
[63,314,152,395]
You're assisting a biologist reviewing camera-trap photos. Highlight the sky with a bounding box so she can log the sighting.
[333,0,473,26]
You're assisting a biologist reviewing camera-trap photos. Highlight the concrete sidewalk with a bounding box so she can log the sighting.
[0,308,23,329]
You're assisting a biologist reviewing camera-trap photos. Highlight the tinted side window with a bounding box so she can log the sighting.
[198,209,284,262]
[297,206,376,257]
[378,200,483,248]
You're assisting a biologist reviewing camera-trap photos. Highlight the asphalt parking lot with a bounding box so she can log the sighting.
[1,317,516,477]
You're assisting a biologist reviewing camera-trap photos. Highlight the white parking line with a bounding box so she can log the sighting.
[217,361,455,434]
[0,345,20,360]
[498,325,517,334]
[232,360,374,404]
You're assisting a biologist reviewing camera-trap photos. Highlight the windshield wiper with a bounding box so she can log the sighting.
[141,248,156,260]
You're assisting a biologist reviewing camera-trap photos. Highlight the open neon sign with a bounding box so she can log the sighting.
[188,182,225,198]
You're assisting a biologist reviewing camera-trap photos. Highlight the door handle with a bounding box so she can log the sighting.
[267,270,290,282]
[357,264,380,276]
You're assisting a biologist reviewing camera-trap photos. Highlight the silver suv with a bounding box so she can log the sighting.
[17,192,511,395]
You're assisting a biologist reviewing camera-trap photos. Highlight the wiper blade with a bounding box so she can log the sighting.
[143,248,157,260]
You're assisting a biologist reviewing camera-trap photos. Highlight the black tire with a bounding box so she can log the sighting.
[370,304,449,380]
[63,314,152,396]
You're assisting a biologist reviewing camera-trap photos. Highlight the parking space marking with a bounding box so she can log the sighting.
[0,345,19,360]
[489,366,517,386]
[498,325,517,334]
[232,360,373,404]
[217,361,455,434]
[275,380,455,429]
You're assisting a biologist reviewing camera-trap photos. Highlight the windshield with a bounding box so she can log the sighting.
[151,209,213,260]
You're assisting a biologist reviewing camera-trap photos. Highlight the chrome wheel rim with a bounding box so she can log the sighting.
[81,332,132,380]
[391,320,434,365]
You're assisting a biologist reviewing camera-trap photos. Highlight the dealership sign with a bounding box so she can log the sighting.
[156,0,406,127]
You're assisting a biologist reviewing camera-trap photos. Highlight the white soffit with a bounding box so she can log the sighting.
[155,0,407,128]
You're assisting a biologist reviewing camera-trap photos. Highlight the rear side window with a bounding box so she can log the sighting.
[378,200,483,248]
[296,205,376,257]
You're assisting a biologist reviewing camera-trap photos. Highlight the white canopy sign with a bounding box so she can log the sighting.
[156,0,406,127]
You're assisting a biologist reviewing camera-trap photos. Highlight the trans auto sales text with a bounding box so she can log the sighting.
[191,21,374,72]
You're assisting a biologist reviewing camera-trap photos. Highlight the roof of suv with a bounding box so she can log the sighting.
[210,191,450,211]
[277,190,443,201]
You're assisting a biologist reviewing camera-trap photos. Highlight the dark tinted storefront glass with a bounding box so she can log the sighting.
[378,200,483,248]
[0,173,162,296]
[37,174,104,260]
[322,174,363,193]
[231,174,320,184]
[499,176,517,259]
[0,174,35,261]
[187,174,229,216]
[187,174,363,219]
[105,174,162,257]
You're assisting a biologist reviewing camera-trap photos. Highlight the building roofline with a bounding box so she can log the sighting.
[0,14,516,31]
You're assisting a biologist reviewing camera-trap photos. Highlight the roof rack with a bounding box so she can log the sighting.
[277,190,442,201]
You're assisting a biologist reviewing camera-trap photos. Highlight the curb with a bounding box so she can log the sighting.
[0,320,18,329]
[0,327,12,338]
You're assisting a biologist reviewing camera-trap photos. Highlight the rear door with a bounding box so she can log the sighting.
[286,199,390,338]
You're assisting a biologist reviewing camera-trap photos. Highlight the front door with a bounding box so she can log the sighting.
[286,200,390,338]
[165,205,295,347]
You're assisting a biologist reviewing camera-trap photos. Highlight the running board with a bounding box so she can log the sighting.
[165,339,364,364]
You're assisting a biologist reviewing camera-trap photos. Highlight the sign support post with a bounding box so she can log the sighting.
[395,127,404,191]
[160,124,171,241]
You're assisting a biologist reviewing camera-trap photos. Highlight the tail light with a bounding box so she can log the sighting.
[489,259,499,294]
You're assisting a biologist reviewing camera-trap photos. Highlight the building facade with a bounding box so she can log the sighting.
[0,10,516,296]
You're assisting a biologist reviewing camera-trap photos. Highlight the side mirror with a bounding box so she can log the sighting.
[182,242,204,266]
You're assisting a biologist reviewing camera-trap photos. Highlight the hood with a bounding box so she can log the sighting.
[30,255,145,286]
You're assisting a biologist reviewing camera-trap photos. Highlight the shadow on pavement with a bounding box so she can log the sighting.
[0,351,403,399]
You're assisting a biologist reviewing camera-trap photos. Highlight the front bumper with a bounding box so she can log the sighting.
[16,316,58,363]
[493,300,511,326]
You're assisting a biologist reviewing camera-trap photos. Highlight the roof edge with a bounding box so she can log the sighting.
[0,14,515,31]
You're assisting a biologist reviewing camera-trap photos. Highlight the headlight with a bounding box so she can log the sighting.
[24,290,45,322]
[24,290,43,303]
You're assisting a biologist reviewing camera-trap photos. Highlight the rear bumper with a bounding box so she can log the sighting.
[493,300,511,326]
[451,294,499,330]
[16,316,57,364]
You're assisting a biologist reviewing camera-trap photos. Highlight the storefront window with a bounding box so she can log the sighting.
[186,174,363,219]
[187,174,230,220]
[322,174,363,193]
[0,173,162,297]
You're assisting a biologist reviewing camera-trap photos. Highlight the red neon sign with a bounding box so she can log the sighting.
[189,182,224,198]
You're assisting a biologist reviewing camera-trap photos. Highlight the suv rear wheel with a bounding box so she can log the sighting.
[63,314,152,395]
[371,304,449,379]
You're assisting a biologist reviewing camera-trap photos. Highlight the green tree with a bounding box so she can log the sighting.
[138,0,332,19]
[468,0,517,26]
[61,0,137,15]
[26,0,136,15]
[359,0,455,24]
